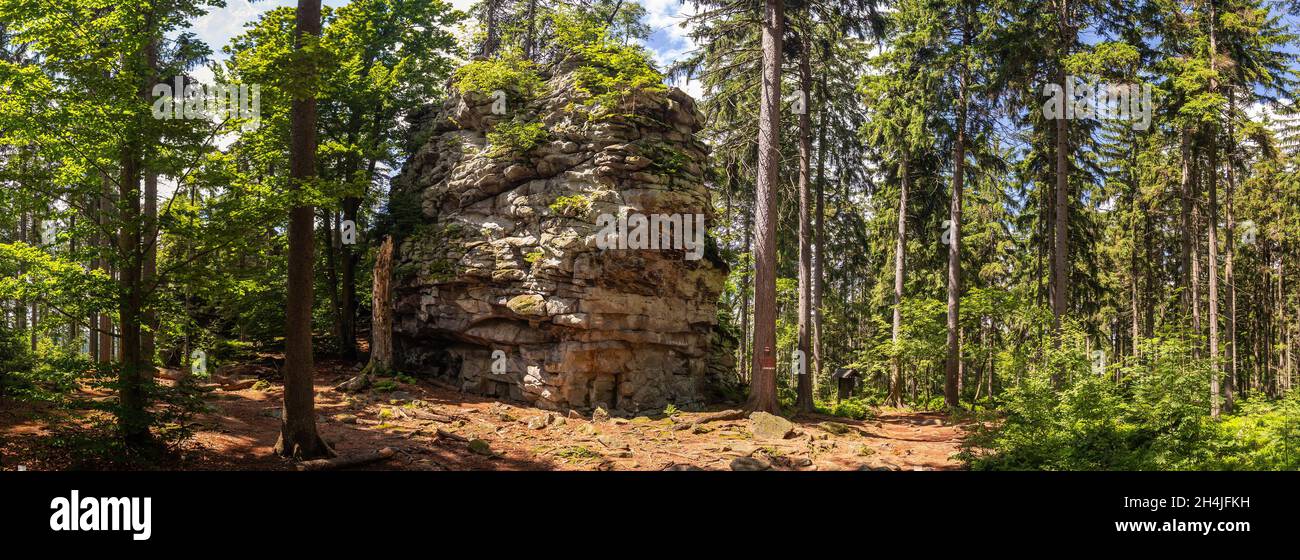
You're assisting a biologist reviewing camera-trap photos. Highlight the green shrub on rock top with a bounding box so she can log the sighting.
[452,50,546,103]
[551,8,665,119]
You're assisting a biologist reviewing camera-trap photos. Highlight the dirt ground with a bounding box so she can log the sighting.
[1,359,972,471]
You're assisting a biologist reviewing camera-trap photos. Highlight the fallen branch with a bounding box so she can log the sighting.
[295,447,396,471]
[408,408,468,424]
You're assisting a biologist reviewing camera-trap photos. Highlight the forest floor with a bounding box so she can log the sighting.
[1,357,973,471]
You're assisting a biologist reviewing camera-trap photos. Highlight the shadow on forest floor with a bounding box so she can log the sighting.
[2,358,974,471]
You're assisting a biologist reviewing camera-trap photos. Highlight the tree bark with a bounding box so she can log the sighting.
[277,0,333,460]
[98,175,114,363]
[1225,88,1239,412]
[813,75,828,390]
[141,37,158,376]
[370,236,394,372]
[794,30,814,413]
[1051,0,1073,357]
[739,207,751,383]
[114,27,156,447]
[945,3,971,408]
[746,0,784,414]
[1206,0,1221,417]
[340,197,360,360]
[890,153,909,408]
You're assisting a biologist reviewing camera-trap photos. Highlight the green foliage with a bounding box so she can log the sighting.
[452,50,545,102]
[548,194,593,215]
[556,445,601,460]
[486,117,548,157]
[959,331,1267,470]
[829,398,876,421]
[0,322,34,397]
[550,7,664,119]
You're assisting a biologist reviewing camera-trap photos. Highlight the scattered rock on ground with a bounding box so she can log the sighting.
[527,413,555,430]
[730,456,771,471]
[467,439,494,456]
[749,411,796,441]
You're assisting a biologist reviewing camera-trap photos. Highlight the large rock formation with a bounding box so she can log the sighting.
[388,61,731,412]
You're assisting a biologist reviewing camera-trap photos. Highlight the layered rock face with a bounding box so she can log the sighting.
[389,64,730,412]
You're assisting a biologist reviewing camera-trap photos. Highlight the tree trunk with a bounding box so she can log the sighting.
[890,153,909,408]
[141,38,158,376]
[945,4,970,409]
[17,211,28,335]
[277,0,333,460]
[98,176,114,363]
[370,236,395,372]
[794,31,814,413]
[746,0,784,414]
[812,74,828,395]
[340,197,360,360]
[1206,0,1221,418]
[324,210,343,352]
[1178,127,1193,315]
[524,0,537,60]
[739,208,751,383]
[1225,89,1239,412]
[115,29,156,447]
[1051,0,1072,356]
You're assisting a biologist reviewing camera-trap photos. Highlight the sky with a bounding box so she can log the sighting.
[167,0,700,199]
[186,0,702,95]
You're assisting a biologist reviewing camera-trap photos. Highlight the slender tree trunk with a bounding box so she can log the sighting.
[945,4,971,408]
[98,175,114,363]
[1179,129,1195,323]
[480,0,500,57]
[794,32,814,413]
[890,153,910,408]
[746,0,784,414]
[1192,159,1203,346]
[141,38,158,376]
[524,0,537,60]
[812,75,828,393]
[740,208,751,383]
[340,197,360,360]
[369,236,395,372]
[1224,88,1238,412]
[277,0,333,459]
[324,210,343,352]
[68,210,79,344]
[1051,0,1073,357]
[1129,135,1141,359]
[1206,0,1222,418]
[17,210,28,335]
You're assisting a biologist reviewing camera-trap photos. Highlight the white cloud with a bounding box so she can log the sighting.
[635,0,701,99]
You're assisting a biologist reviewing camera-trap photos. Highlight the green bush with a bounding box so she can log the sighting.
[452,51,545,103]
[0,323,34,397]
[486,117,548,157]
[957,329,1289,471]
[548,194,593,216]
[551,8,665,118]
[829,398,875,420]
